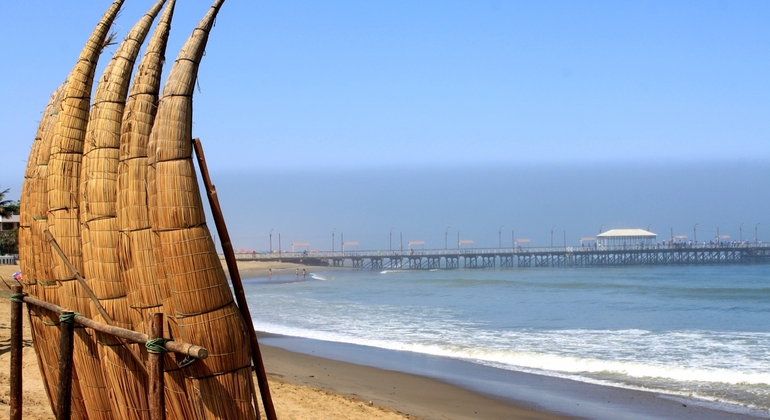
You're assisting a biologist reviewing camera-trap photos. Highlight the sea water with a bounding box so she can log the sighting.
[244,264,770,415]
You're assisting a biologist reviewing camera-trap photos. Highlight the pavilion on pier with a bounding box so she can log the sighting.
[597,229,657,247]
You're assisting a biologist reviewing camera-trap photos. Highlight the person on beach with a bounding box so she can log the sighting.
[268,268,272,279]
[295,268,299,278]
[303,268,306,279]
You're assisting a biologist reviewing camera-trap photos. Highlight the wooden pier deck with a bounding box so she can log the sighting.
[234,244,770,269]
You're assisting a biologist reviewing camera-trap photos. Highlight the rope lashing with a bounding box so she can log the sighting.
[146,338,169,354]
[178,355,196,368]
[10,292,28,303]
[36,279,57,286]
[59,312,80,323]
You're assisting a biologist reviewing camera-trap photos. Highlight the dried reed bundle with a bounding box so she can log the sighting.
[28,312,90,420]
[20,85,68,417]
[20,85,64,297]
[116,2,185,417]
[118,0,176,333]
[46,2,125,419]
[27,314,59,414]
[82,0,165,304]
[80,2,167,419]
[150,1,257,418]
[157,224,247,414]
[116,2,202,419]
[21,85,92,420]
[50,0,124,308]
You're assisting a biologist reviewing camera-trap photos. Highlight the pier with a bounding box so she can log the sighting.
[234,243,770,269]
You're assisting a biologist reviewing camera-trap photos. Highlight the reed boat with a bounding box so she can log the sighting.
[18,1,267,418]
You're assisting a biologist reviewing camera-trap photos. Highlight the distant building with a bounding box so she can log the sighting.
[0,214,19,231]
[597,229,656,247]
[0,214,20,257]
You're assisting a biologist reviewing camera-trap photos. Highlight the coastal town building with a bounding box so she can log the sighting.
[0,214,19,231]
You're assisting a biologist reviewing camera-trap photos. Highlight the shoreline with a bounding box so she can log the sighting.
[223,259,344,280]
[257,332,768,420]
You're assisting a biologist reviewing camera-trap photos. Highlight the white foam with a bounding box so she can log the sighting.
[254,316,770,387]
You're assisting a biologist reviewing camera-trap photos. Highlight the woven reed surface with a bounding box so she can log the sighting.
[28,314,60,416]
[19,85,78,419]
[82,0,163,302]
[45,2,125,419]
[138,3,179,359]
[118,0,176,344]
[49,0,123,313]
[121,228,165,329]
[150,0,257,418]
[22,89,59,180]
[20,85,65,297]
[29,313,90,419]
[80,3,166,419]
[100,343,150,419]
[153,159,205,229]
[119,0,175,161]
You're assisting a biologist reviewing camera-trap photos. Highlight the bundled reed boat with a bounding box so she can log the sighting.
[18,1,270,418]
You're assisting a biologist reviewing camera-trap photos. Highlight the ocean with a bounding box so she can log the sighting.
[244,264,770,418]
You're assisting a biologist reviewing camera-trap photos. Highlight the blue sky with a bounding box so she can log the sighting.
[1,1,768,249]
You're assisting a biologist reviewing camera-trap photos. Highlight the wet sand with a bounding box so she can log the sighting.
[260,342,572,420]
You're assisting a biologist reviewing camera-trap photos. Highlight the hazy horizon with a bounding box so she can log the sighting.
[203,160,770,252]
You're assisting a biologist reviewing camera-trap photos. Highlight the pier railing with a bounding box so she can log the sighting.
[233,242,770,269]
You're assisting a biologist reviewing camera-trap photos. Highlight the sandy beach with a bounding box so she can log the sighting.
[229,259,341,280]
[0,261,572,420]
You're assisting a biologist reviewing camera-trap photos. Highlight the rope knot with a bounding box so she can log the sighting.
[59,312,80,323]
[10,292,28,303]
[146,338,169,354]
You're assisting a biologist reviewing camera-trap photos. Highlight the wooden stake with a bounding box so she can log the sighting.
[192,138,276,420]
[10,285,24,420]
[148,313,165,420]
[57,311,76,420]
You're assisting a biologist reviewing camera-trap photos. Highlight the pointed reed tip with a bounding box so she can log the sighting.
[100,32,118,54]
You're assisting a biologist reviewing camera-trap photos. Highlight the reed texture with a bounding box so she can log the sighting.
[80,2,166,419]
[20,85,71,418]
[118,0,176,334]
[116,2,200,419]
[150,1,258,418]
[46,2,125,419]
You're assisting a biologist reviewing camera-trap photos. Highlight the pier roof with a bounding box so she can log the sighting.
[597,229,656,238]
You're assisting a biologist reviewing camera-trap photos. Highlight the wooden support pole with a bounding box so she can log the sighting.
[56,312,76,420]
[20,295,208,360]
[148,313,165,420]
[10,285,24,420]
[192,138,276,420]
